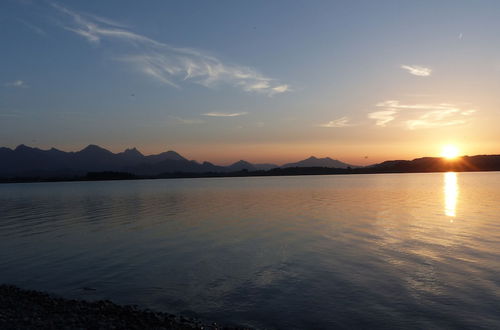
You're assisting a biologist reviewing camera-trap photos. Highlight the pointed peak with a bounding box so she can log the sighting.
[233,159,251,165]
[82,144,101,150]
[153,150,186,161]
[80,144,111,154]
[228,160,255,170]
[15,144,33,151]
[123,147,143,155]
[162,150,180,155]
[307,156,318,160]
[48,147,64,154]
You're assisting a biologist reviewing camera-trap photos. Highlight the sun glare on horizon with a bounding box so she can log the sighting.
[441,145,460,159]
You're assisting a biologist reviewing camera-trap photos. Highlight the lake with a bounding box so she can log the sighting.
[1,172,500,329]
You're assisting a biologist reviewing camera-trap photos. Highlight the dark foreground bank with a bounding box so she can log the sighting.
[0,285,248,330]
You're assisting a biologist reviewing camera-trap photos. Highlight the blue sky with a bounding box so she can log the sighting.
[2,0,500,164]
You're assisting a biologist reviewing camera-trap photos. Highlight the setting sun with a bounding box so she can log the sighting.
[5,2,500,330]
[441,145,460,159]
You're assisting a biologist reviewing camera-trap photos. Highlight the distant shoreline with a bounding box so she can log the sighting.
[2,166,500,184]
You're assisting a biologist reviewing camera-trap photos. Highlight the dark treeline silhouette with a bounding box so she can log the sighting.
[85,171,138,180]
[2,154,500,183]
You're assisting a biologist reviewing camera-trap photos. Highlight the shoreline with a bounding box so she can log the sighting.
[0,285,248,330]
[1,167,500,185]
[3,154,500,184]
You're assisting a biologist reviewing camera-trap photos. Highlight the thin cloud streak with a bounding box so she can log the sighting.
[0,112,23,118]
[51,3,289,96]
[18,19,47,36]
[368,110,397,127]
[401,65,432,77]
[169,116,204,124]
[3,80,27,88]
[202,112,248,117]
[370,100,477,129]
[318,116,354,128]
[376,100,461,111]
[406,110,466,130]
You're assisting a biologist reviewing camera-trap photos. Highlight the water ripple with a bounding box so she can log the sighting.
[1,173,500,329]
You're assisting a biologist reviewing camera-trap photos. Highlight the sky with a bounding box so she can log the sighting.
[1,0,500,165]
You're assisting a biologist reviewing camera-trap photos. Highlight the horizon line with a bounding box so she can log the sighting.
[2,143,495,167]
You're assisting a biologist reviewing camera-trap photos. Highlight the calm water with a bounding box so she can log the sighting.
[1,173,500,329]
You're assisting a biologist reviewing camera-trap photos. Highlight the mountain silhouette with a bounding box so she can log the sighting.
[0,145,272,177]
[145,150,186,163]
[0,145,358,178]
[226,160,279,171]
[6,144,499,181]
[282,156,357,169]
[117,147,144,162]
[226,160,257,172]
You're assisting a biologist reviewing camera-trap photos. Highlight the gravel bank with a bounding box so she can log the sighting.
[0,285,248,329]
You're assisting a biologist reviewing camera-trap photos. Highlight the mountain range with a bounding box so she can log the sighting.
[0,145,358,178]
[282,156,356,169]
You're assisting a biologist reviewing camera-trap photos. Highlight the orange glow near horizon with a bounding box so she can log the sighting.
[26,140,500,167]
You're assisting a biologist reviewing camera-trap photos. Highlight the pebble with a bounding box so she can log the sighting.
[0,285,250,330]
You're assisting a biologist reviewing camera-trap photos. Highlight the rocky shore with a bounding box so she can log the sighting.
[0,285,248,329]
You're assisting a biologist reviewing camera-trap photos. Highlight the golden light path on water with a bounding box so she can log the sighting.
[444,172,458,218]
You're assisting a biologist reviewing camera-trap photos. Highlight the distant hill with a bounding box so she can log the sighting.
[0,145,276,178]
[225,160,256,172]
[367,155,500,173]
[282,156,357,169]
[145,150,187,163]
[224,160,278,172]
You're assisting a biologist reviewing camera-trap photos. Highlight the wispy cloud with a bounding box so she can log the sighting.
[369,100,476,129]
[0,111,23,118]
[51,3,289,96]
[406,110,465,130]
[375,100,460,111]
[401,65,432,77]
[202,112,248,117]
[368,110,397,127]
[318,116,354,128]
[18,19,47,36]
[3,80,27,88]
[461,109,476,116]
[168,116,204,124]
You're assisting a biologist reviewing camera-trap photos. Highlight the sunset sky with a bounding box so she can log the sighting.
[1,0,500,165]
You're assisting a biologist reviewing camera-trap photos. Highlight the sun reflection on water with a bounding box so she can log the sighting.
[444,172,458,217]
